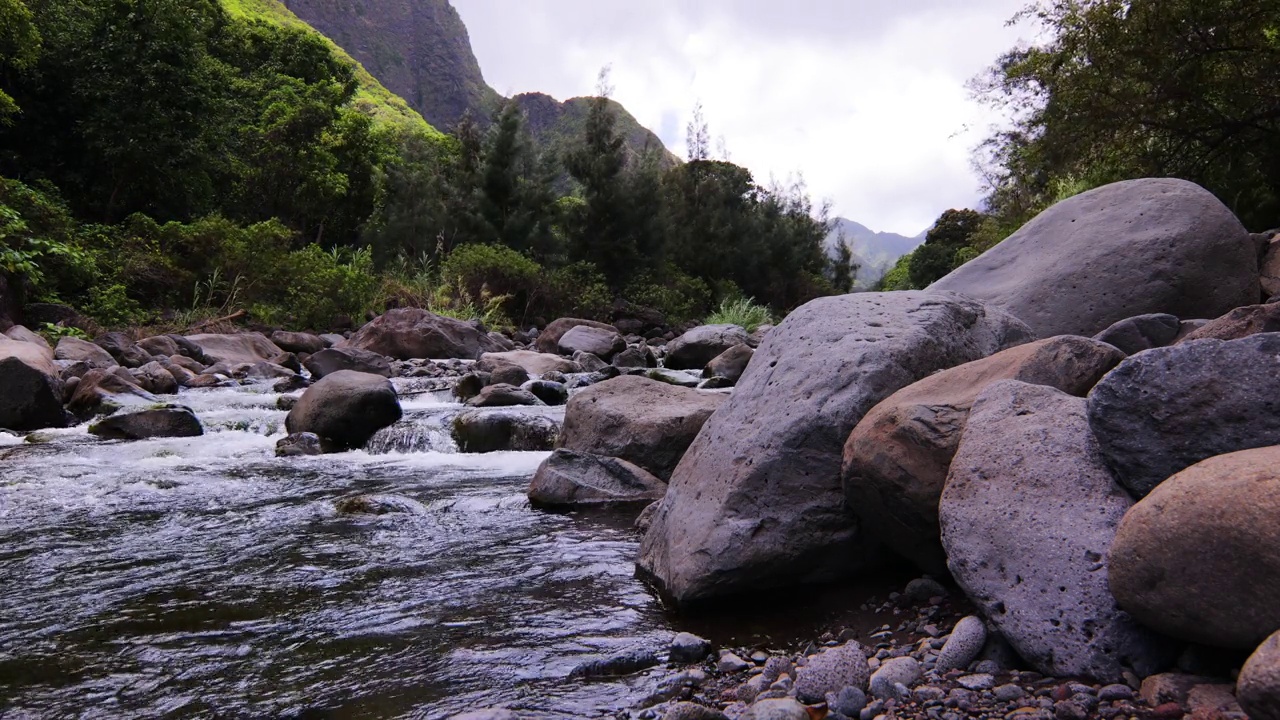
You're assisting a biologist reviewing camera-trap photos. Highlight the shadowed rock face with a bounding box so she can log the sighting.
[930,178,1258,338]
[1087,332,1280,498]
[637,291,1034,605]
[843,335,1124,574]
[940,381,1176,682]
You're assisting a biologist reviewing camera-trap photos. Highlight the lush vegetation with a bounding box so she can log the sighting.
[885,0,1280,290]
[0,1,844,333]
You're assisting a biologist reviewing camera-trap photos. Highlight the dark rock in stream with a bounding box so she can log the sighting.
[567,648,661,679]
[89,405,203,440]
[276,432,321,456]
[285,370,402,452]
[452,409,559,453]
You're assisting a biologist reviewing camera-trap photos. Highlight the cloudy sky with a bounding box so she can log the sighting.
[453,1,1036,236]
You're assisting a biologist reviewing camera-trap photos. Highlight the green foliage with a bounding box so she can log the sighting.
[906,209,985,287]
[0,0,41,122]
[877,252,918,291]
[625,269,713,324]
[280,244,378,328]
[541,261,611,321]
[705,297,774,333]
[977,0,1280,231]
[37,321,86,341]
[439,242,541,325]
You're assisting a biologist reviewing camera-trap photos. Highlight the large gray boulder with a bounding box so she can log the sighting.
[528,449,667,508]
[184,332,284,365]
[1087,333,1280,498]
[940,380,1176,682]
[557,325,625,361]
[4,324,50,351]
[665,324,751,370]
[843,336,1124,573]
[559,375,726,481]
[637,291,1033,604]
[703,344,754,384]
[285,370,402,451]
[1240,631,1280,720]
[0,338,65,431]
[930,178,1258,338]
[536,317,618,354]
[1109,446,1280,650]
[346,308,502,360]
[55,336,116,368]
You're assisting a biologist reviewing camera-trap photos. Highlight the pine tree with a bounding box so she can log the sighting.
[564,68,632,288]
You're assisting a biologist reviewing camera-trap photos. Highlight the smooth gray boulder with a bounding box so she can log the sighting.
[637,292,1033,604]
[1093,313,1182,355]
[184,332,284,365]
[4,325,50,351]
[1087,333,1280,498]
[528,449,666,508]
[521,380,568,406]
[1239,631,1280,720]
[665,324,751,370]
[346,308,502,360]
[1109,446,1280,650]
[303,347,391,379]
[452,409,559,453]
[557,325,625,361]
[55,336,116,368]
[285,370,402,452]
[930,178,1257,338]
[0,338,65,431]
[89,405,203,440]
[137,335,180,358]
[559,375,725,481]
[940,380,1176,682]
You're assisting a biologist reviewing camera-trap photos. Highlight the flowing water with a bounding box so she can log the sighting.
[0,380,893,719]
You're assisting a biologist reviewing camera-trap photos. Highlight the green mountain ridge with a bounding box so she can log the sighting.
[279,0,676,162]
[221,0,445,140]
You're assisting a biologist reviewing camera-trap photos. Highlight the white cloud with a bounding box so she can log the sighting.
[454,1,1031,236]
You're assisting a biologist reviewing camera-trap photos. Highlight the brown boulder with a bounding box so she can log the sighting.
[560,375,725,480]
[184,332,284,365]
[536,317,618,354]
[4,325,50,351]
[1240,631,1280,720]
[67,368,157,416]
[346,308,502,360]
[55,336,116,368]
[1179,303,1280,342]
[1110,446,1280,649]
[0,338,64,431]
[478,350,580,376]
[843,336,1125,572]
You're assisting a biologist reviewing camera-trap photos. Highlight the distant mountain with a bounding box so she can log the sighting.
[826,218,926,287]
[281,0,675,163]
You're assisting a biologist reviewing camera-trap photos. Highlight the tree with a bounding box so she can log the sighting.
[907,208,984,287]
[686,101,710,161]
[473,101,556,256]
[828,239,858,293]
[0,0,40,122]
[977,0,1280,230]
[564,67,631,287]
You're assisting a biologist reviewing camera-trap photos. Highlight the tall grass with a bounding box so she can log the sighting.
[705,297,774,333]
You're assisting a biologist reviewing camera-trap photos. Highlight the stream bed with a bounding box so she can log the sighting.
[0,380,891,719]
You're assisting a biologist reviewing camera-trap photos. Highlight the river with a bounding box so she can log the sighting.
[0,379,891,719]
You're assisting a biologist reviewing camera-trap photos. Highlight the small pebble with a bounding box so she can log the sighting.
[1098,684,1134,702]
[957,673,995,691]
[995,684,1026,702]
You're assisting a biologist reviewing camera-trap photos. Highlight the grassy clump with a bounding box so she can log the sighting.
[705,297,774,333]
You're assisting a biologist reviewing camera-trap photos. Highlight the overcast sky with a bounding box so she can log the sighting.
[453,1,1035,236]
